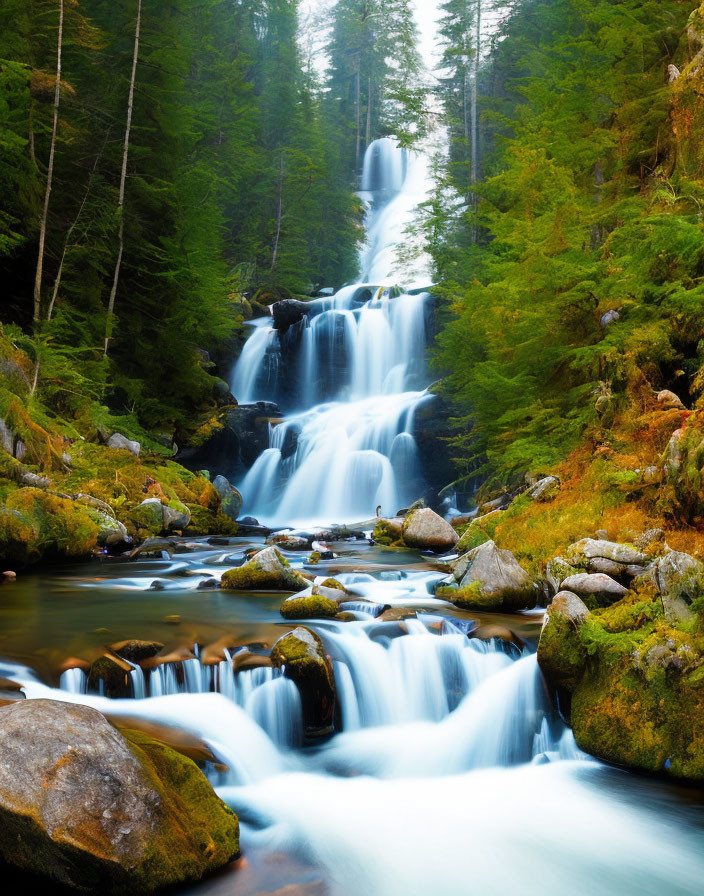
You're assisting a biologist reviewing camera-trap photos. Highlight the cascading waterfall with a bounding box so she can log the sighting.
[230,138,436,527]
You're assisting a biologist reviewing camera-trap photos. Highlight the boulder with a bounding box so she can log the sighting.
[271,627,336,737]
[128,499,190,536]
[280,594,340,620]
[89,509,130,548]
[87,653,135,698]
[635,528,670,558]
[638,550,704,622]
[401,508,459,553]
[221,546,311,592]
[526,476,560,502]
[657,390,685,410]
[212,475,242,522]
[106,432,140,457]
[537,592,590,695]
[454,510,503,554]
[267,532,311,551]
[0,700,238,893]
[372,517,405,546]
[545,557,581,595]
[565,538,647,568]
[441,540,535,612]
[469,624,525,651]
[560,572,627,608]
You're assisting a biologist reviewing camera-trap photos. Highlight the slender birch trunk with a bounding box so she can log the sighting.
[48,132,108,321]
[33,0,64,325]
[270,151,285,272]
[104,0,142,356]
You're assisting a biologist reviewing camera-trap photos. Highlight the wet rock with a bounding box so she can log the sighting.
[442,540,535,612]
[106,432,140,457]
[271,298,313,333]
[378,607,417,622]
[280,594,340,620]
[111,640,164,666]
[560,572,627,608]
[401,508,459,553]
[221,546,311,592]
[212,475,242,521]
[87,652,134,698]
[469,624,525,651]
[90,510,130,548]
[268,533,311,551]
[2,571,16,583]
[271,627,336,738]
[0,699,239,893]
[537,591,590,695]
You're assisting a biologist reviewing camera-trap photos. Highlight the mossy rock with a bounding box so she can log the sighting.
[5,488,100,561]
[221,546,310,592]
[280,594,339,620]
[0,505,40,565]
[537,592,590,697]
[0,700,238,893]
[271,627,336,737]
[185,504,239,537]
[372,518,405,547]
[437,581,507,612]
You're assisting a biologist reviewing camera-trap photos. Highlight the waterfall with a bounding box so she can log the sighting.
[230,138,435,528]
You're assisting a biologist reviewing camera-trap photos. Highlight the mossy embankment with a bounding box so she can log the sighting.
[0,328,238,567]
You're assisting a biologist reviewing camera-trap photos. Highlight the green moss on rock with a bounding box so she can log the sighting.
[280,594,340,620]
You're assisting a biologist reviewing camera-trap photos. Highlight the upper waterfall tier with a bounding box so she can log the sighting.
[229,138,438,527]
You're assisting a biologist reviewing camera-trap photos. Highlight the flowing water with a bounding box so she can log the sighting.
[231,139,436,528]
[1,540,703,895]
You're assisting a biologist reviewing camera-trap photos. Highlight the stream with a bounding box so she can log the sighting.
[1,539,703,895]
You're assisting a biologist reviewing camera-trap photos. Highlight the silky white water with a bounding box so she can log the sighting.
[230,138,436,527]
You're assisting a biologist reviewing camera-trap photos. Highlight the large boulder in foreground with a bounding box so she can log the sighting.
[0,700,238,893]
[438,540,535,611]
[401,508,458,553]
[271,628,336,738]
[221,546,310,592]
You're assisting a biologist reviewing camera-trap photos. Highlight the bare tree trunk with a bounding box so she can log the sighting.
[48,132,108,321]
[366,74,372,147]
[270,151,285,272]
[355,65,361,170]
[471,0,481,189]
[104,0,142,356]
[470,0,482,244]
[33,0,64,325]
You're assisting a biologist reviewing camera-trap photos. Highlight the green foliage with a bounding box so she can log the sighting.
[429,0,704,487]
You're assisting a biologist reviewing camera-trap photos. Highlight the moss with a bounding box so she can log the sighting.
[309,551,321,565]
[319,578,345,592]
[436,581,501,610]
[5,488,99,560]
[372,518,405,547]
[280,595,339,620]
[270,627,336,735]
[120,729,239,892]
[221,549,309,592]
[0,505,40,565]
[184,504,238,537]
[537,612,588,695]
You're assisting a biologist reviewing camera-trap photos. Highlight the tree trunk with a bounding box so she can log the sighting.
[366,74,372,147]
[104,0,142,356]
[470,0,482,244]
[33,0,64,325]
[270,151,285,272]
[355,65,361,170]
[48,132,108,321]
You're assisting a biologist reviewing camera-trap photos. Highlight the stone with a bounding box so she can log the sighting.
[212,475,242,521]
[443,540,535,612]
[565,538,648,568]
[560,572,628,608]
[280,594,340,620]
[221,546,311,592]
[129,498,190,535]
[21,472,51,489]
[526,476,560,502]
[89,509,130,548]
[545,557,582,595]
[635,529,670,557]
[657,389,685,411]
[637,550,704,622]
[372,517,405,546]
[537,591,590,694]
[0,700,238,893]
[469,624,525,651]
[401,508,459,553]
[271,627,336,738]
[600,310,620,328]
[267,533,311,551]
[106,432,141,457]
